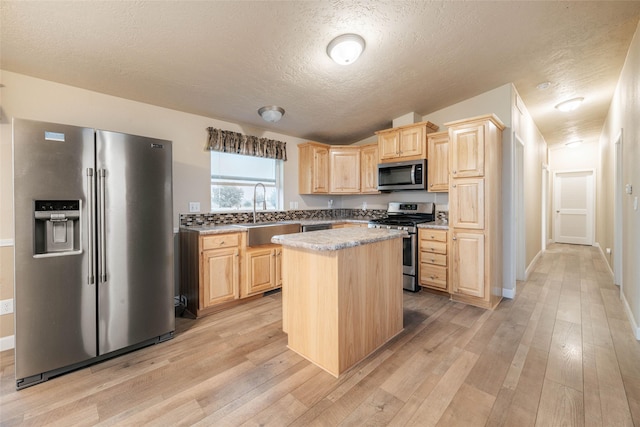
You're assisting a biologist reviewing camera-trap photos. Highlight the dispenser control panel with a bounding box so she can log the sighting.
[35,200,80,211]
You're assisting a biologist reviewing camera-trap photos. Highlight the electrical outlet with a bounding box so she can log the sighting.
[0,299,13,315]
[189,202,200,213]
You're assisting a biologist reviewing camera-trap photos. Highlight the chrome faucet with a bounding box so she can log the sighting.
[253,183,266,223]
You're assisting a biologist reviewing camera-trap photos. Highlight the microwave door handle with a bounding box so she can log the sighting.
[411,165,416,185]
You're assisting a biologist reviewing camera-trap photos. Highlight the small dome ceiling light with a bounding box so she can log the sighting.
[565,139,583,148]
[327,34,366,65]
[555,97,584,112]
[536,81,552,90]
[258,105,285,123]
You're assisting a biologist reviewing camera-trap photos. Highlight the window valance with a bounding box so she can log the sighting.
[205,127,287,161]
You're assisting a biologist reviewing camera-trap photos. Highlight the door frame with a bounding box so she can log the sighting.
[552,169,596,245]
[541,163,549,252]
[514,134,525,281]
[614,129,623,289]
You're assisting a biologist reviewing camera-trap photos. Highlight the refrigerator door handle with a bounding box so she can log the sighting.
[98,169,107,282]
[87,168,95,284]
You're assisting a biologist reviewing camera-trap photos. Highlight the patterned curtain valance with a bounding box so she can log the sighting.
[205,127,287,161]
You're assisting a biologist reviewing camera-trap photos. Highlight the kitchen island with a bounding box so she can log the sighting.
[272,228,405,377]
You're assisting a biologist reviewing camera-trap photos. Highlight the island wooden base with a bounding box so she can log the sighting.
[281,238,403,377]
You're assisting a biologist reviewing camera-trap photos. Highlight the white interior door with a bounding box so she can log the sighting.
[553,170,594,245]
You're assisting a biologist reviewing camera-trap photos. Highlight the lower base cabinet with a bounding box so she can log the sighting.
[418,229,448,292]
[180,229,282,317]
[243,245,282,297]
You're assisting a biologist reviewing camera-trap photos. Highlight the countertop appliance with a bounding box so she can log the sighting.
[369,202,435,291]
[13,118,174,389]
[377,159,427,191]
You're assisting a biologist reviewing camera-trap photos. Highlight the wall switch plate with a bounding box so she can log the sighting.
[189,202,200,213]
[626,184,633,194]
[0,299,13,315]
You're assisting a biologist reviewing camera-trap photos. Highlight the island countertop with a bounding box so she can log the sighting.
[271,227,406,251]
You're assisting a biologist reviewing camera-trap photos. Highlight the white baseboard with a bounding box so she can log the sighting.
[502,288,515,299]
[0,335,15,351]
[525,250,543,281]
[595,242,615,278]
[621,292,640,340]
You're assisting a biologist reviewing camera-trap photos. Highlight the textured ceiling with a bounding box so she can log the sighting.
[1,1,639,146]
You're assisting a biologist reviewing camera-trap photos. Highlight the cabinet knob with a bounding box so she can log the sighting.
[453,170,457,174]
[430,275,436,279]
[220,241,225,245]
[430,184,433,187]
[431,258,436,262]
[452,237,457,241]
[452,184,456,188]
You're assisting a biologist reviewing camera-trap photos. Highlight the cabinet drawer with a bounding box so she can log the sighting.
[420,229,447,242]
[420,264,447,290]
[420,252,447,266]
[202,233,240,250]
[419,240,447,254]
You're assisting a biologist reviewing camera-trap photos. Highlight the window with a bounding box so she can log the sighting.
[211,152,282,211]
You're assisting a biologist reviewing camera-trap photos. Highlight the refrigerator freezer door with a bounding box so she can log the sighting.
[96,131,174,354]
[13,119,97,382]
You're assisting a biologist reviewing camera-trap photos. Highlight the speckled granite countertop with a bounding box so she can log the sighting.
[180,218,371,235]
[271,228,406,251]
[417,220,449,230]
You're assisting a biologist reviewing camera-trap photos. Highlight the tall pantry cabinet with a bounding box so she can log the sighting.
[446,114,505,309]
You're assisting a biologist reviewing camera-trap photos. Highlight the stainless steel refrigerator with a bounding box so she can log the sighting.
[13,118,174,389]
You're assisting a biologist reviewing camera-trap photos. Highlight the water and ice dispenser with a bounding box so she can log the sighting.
[34,200,81,255]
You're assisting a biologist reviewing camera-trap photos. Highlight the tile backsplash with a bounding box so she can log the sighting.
[179,208,388,227]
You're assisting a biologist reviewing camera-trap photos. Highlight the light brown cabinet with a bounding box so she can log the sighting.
[181,231,244,317]
[180,230,284,317]
[243,245,281,297]
[202,246,240,306]
[446,114,504,309]
[427,131,449,192]
[329,146,361,193]
[299,142,379,195]
[419,228,448,292]
[298,142,329,194]
[377,121,439,163]
[360,143,379,193]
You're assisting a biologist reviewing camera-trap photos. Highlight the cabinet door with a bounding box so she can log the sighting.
[450,124,484,178]
[313,146,330,193]
[329,147,360,193]
[202,247,239,307]
[378,131,399,160]
[450,177,484,229]
[399,125,425,158]
[451,230,485,298]
[244,248,276,297]
[360,144,379,193]
[427,132,449,192]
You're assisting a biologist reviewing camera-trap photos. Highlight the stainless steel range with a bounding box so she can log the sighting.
[369,202,435,291]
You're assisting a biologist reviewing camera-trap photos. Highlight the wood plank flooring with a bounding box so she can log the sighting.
[2,243,640,426]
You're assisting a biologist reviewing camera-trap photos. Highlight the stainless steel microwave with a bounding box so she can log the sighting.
[377,159,427,191]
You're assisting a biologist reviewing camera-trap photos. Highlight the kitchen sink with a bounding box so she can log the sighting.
[232,222,301,246]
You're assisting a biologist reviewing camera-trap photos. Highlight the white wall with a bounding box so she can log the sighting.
[598,20,640,338]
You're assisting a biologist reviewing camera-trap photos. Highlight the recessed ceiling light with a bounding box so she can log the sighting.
[327,34,366,65]
[555,97,584,112]
[565,139,583,148]
[536,81,552,90]
[258,105,285,122]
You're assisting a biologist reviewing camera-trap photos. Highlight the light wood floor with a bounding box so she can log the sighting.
[2,243,640,426]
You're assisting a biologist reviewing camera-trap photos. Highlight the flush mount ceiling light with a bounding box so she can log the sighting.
[536,81,552,90]
[555,97,584,112]
[258,105,285,123]
[327,33,366,65]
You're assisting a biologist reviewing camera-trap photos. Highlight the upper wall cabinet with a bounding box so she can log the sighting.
[299,142,379,195]
[427,131,449,192]
[330,146,361,193]
[298,142,329,194]
[376,121,439,163]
